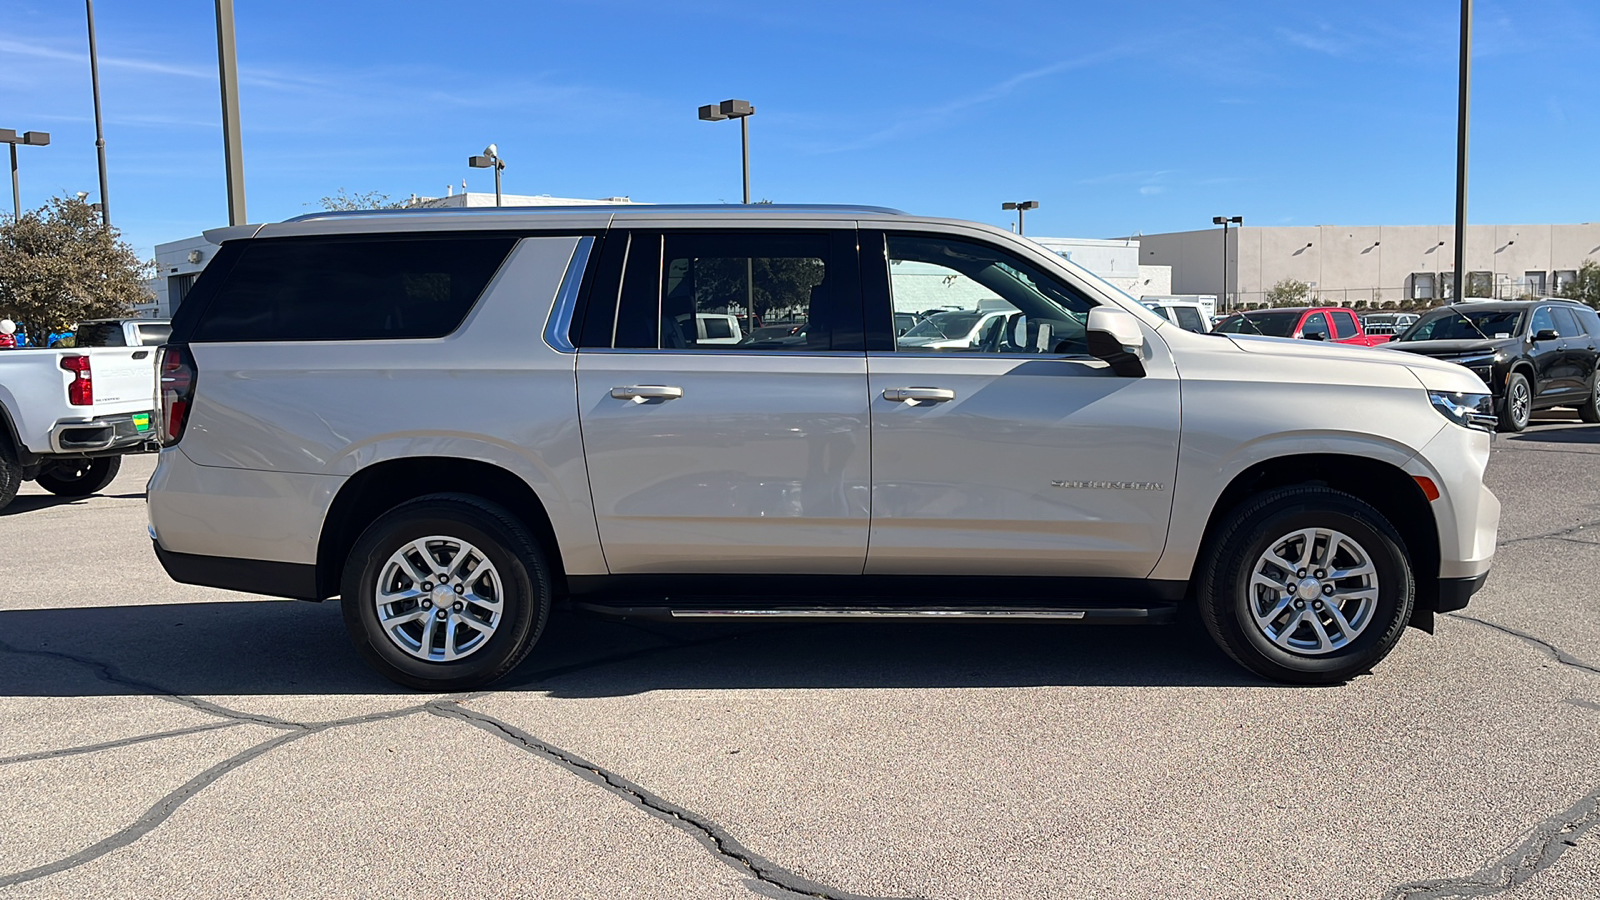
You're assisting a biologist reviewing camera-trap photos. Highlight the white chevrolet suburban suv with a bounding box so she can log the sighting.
[147,206,1499,690]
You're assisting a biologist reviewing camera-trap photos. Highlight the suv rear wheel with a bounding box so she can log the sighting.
[35,456,122,497]
[1579,369,1600,424]
[340,493,551,691]
[1199,486,1414,685]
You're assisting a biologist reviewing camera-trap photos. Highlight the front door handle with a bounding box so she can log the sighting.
[611,384,683,401]
[882,387,956,403]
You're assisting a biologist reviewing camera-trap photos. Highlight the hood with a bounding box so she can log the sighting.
[1221,333,1485,393]
[1383,338,1513,358]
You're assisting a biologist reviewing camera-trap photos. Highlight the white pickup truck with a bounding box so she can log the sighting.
[0,345,160,509]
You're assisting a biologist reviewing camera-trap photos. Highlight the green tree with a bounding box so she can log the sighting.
[1557,259,1600,308]
[1265,278,1312,307]
[0,195,150,341]
[317,189,412,211]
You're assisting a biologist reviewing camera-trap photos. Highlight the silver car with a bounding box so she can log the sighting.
[148,205,1499,690]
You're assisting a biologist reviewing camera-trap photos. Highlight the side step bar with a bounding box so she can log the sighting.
[576,604,1175,624]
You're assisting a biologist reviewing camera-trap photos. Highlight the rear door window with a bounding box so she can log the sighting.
[1332,311,1358,339]
[1550,306,1582,338]
[190,235,517,342]
[1173,306,1205,331]
[1301,313,1331,340]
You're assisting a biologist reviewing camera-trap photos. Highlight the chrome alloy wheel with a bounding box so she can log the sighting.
[374,536,503,662]
[1509,378,1531,427]
[1248,528,1378,656]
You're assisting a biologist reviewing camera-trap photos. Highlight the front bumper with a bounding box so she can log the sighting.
[49,412,159,455]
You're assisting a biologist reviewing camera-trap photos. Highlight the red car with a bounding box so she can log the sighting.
[1212,306,1391,346]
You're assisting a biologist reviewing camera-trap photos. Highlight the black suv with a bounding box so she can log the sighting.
[1386,299,1600,432]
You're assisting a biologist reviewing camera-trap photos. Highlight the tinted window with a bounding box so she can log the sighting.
[1173,306,1205,332]
[1531,307,1556,338]
[612,231,835,351]
[191,236,516,342]
[1399,308,1524,342]
[1332,311,1358,339]
[137,324,172,346]
[886,234,1092,355]
[1302,313,1330,339]
[74,322,126,347]
[1146,305,1171,321]
[1215,311,1300,337]
[1575,305,1600,338]
[1550,306,1581,338]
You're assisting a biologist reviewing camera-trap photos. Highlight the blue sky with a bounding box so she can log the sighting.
[2,0,1597,257]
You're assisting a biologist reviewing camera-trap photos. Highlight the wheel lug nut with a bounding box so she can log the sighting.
[435,609,448,620]
[453,601,464,612]
[454,584,464,594]
[1314,600,1324,609]
[1286,583,1297,594]
[1297,569,1308,579]
[1295,600,1305,609]
[1322,584,1334,595]
[422,582,433,591]
[1314,569,1326,579]
[421,599,432,609]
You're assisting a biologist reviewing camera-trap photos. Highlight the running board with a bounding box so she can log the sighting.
[576,603,1175,624]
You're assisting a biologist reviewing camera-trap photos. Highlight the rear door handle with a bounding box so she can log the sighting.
[611,384,683,401]
[882,387,956,403]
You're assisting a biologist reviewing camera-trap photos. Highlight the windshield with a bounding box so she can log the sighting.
[1398,308,1524,342]
[902,311,982,339]
[1214,311,1301,338]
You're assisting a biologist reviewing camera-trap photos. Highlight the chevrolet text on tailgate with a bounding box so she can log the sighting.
[147,207,1500,690]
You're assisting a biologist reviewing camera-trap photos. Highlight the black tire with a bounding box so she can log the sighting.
[1198,486,1415,685]
[34,456,122,497]
[341,493,550,691]
[1579,368,1600,424]
[1499,371,1532,433]
[0,436,22,512]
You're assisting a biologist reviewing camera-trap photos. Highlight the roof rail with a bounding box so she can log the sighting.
[281,203,907,224]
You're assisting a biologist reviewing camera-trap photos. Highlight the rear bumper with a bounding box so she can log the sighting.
[49,412,159,455]
[152,540,322,601]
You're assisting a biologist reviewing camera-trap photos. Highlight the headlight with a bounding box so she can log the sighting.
[1429,390,1496,432]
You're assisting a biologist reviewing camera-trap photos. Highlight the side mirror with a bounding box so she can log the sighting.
[1301,331,1327,341]
[1086,306,1146,377]
[1533,329,1559,342]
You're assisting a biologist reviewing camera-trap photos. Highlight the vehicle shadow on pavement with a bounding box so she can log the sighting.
[0,495,88,516]
[0,599,1266,699]
[1506,424,1600,445]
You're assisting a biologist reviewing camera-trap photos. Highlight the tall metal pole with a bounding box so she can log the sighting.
[493,162,502,207]
[8,144,18,221]
[215,0,247,225]
[1221,221,1230,311]
[85,1,111,226]
[740,115,750,204]
[1452,0,1471,302]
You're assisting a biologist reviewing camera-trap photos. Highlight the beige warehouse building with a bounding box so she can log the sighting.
[1138,223,1600,309]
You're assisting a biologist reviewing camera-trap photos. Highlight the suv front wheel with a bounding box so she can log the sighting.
[341,494,551,691]
[1199,487,1414,685]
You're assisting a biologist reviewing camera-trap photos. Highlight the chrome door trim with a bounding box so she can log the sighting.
[669,607,1088,619]
[542,235,595,354]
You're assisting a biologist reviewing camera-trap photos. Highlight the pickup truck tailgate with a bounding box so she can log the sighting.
[79,348,157,412]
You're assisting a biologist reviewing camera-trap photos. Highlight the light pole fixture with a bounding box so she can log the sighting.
[1002,200,1040,235]
[468,144,505,207]
[2,129,51,221]
[85,0,111,226]
[1212,215,1242,311]
[1451,0,1472,305]
[698,99,754,204]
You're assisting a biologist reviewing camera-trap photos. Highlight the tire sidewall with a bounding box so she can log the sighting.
[341,500,546,690]
[1502,373,1531,432]
[36,456,121,496]
[1205,494,1414,684]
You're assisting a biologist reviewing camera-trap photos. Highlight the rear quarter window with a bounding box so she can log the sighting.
[189,235,517,342]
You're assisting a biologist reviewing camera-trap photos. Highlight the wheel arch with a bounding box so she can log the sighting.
[1191,453,1440,629]
[316,456,567,600]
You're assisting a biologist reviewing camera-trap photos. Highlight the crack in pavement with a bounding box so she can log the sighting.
[1386,782,1600,898]
[1499,517,1600,546]
[0,705,436,888]
[1446,613,1600,677]
[430,700,915,900]
[0,721,242,766]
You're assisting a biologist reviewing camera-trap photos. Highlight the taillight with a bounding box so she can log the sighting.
[60,355,93,406]
[157,344,197,446]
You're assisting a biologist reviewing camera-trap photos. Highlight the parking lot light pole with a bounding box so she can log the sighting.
[85,0,111,226]
[1002,200,1039,236]
[698,99,754,204]
[1452,0,1471,303]
[468,144,505,207]
[215,0,247,226]
[2,129,52,221]
[1212,215,1242,311]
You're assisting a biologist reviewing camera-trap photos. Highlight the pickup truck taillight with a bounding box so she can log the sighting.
[60,355,93,405]
[157,345,196,446]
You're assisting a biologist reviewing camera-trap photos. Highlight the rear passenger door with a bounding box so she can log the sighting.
[573,229,872,575]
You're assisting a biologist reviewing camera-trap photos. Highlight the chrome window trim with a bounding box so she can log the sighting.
[577,347,866,359]
[542,235,595,354]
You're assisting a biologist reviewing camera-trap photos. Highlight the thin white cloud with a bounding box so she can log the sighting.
[1276,26,1350,56]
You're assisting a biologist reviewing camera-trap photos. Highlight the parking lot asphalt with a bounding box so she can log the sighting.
[2,418,1598,899]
